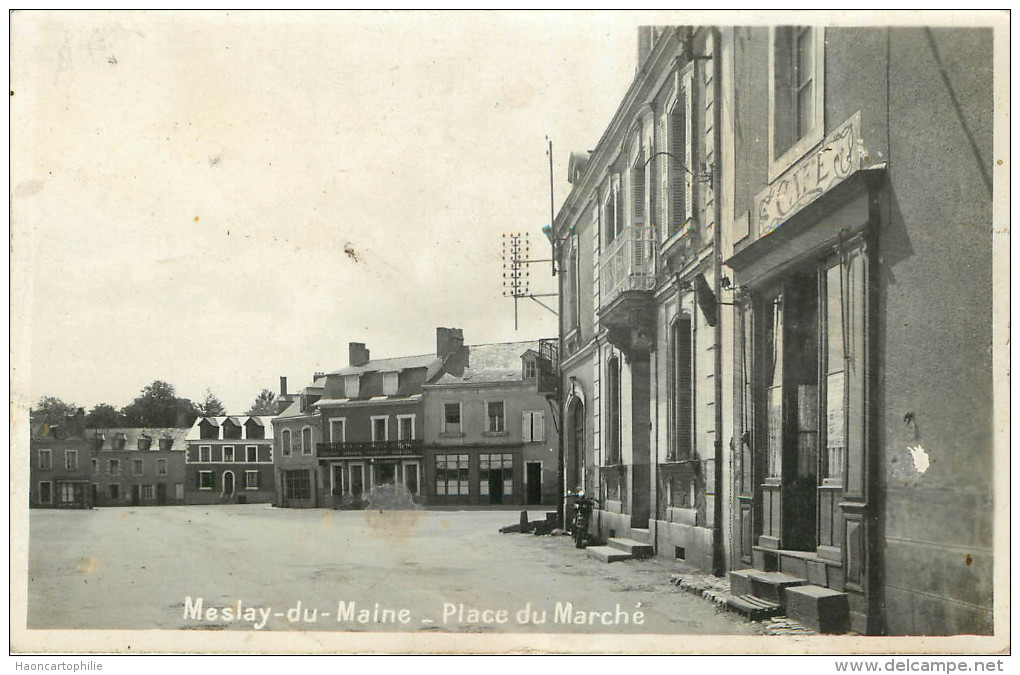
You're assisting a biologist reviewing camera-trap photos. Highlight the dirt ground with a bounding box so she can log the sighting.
[27,504,758,635]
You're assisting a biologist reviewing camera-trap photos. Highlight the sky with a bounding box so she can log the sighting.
[12,10,641,414]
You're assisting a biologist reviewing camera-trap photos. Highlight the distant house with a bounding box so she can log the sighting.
[422,340,559,506]
[87,428,188,506]
[184,416,275,505]
[29,420,92,509]
[272,376,325,508]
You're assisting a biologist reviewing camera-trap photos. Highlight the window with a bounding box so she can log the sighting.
[523,359,537,380]
[329,418,346,443]
[108,483,121,500]
[64,450,78,470]
[108,459,121,476]
[142,485,155,500]
[246,446,258,463]
[371,417,389,443]
[246,419,265,440]
[138,435,152,451]
[198,471,214,490]
[522,411,545,443]
[38,449,51,470]
[344,375,360,398]
[283,471,311,500]
[769,26,825,179]
[157,459,167,476]
[606,356,622,465]
[435,454,469,496]
[223,446,235,462]
[199,421,218,440]
[631,151,646,231]
[443,403,462,434]
[479,453,513,498]
[222,420,241,440]
[198,445,211,463]
[669,316,694,461]
[662,74,694,240]
[91,458,99,474]
[245,470,260,490]
[824,261,846,482]
[382,372,399,396]
[281,430,292,457]
[397,415,415,441]
[486,402,506,433]
[114,434,127,450]
[159,437,174,451]
[38,481,52,504]
[603,181,622,246]
[132,459,144,476]
[301,427,312,455]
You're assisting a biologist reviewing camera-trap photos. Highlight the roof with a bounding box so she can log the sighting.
[273,399,317,421]
[430,341,539,386]
[86,427,189,452]
[314,394,423,408]
[185,416,276,440]
[328,353,441,377]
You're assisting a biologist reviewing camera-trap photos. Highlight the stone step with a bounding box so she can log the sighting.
[784,584,850,634]
[586,545,633,563]
[748,570,807,604]
[726,594,784,621]
[607,537,655,558]
[628,527,653,545]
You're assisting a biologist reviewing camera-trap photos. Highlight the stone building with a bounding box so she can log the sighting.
[88,427,188,506]
[29,421,92,509]
[272,375,326,508]
[551,25,994,635]
[183,416,276,505]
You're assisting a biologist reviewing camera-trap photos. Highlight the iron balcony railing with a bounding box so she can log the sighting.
[600,225,656,308]
[316,439,424,458]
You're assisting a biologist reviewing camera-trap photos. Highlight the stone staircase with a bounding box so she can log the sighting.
[727,567,850,633]
[585,537,655,563]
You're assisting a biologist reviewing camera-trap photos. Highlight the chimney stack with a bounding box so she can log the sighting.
[436,327,464,360]
[280,376,288,397]
[349,342,370,367]
[637,26,652,67]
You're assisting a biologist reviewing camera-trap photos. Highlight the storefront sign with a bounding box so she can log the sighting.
[755,112,862,238]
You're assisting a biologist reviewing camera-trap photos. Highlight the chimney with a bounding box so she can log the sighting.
[349,342,370,367]
[637,26,652,67]
[436,327,464,360]
[313,371,324,381]
[280,376,288,397]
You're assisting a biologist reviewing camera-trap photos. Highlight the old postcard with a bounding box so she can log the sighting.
[9,10,1010,656]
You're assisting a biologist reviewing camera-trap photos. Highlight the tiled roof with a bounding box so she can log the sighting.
[430,341,538,386]
[328,353,441,376]
[87,427,190,452]
[185,416,276,440]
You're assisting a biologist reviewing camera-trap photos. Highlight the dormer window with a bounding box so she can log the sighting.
[344,375,360,398]
[222,419,242,440]
[199,419,219,440]
[523,359,537,380]
[382,372,399,396]
[159,437,174,452]
[92,434,105,452]
[138,434,153,451]
[245,417,265,440]
[115,433,127,451]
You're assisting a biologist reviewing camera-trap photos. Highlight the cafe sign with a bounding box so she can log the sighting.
[755,111,863,239]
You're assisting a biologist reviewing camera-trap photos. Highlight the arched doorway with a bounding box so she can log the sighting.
[223,471,235,498]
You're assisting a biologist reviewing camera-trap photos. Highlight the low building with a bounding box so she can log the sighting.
[29,422,92,509]
[422,339,560,506]
[184,416,276,505]
[88,428,188,506]
[272,376,326,508]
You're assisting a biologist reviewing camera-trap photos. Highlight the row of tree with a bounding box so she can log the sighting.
[32,381,280,430]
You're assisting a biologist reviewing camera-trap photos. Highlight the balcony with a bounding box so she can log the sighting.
[599,225,656,359]
[600,225,656,309]
[317,439,424,458]
[536,338,559,397]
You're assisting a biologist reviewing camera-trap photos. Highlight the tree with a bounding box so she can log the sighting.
[84,403,122,429]
[196,388,226,417]
[246,388,278,416]
[32,396,83,434]
[121,380,181,428]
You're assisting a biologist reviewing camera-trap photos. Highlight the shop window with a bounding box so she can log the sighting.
[824,261,847,482]
[435,454,469,496]
[284,471,311,500]
[480,453,513,498]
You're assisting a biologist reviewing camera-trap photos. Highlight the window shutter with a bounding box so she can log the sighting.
[534,413,545,443]
[684,82,694,223]
[659,114,670,238]
[670,103,687,233]
[632,165,645,226]
[522,412,532,443]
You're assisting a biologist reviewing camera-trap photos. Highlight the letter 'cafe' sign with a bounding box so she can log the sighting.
[755,111,863,238]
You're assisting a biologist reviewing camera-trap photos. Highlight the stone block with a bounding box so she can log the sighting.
[807,560,828,587]
[728,569,755,597]
[779,554,808,579]
[785,584,850,634]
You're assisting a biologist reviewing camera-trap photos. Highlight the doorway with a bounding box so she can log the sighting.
[526,462,542,504]
[375,462,397,486]
[350,463,365,497]
[223,471,235,497]
[403,461,420,496]
[156,482,167,505]
[130,485,140,506]
[488,469,504,505]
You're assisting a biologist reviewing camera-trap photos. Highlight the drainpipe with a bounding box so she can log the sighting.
[704,26,726,578]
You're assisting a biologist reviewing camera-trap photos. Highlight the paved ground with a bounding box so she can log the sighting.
[27,505,758,635]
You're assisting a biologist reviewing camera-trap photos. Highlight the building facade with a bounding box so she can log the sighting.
[422,340,559,506]
[184,416,276,505]
[272,376,326,508]
[30,424,92,509]
[88,428,188,507]
[553,25,994,635]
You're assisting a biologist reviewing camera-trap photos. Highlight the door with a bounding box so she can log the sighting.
[376,462,396,486]
[488,469,504,505]
[130,484,141,506]
[331,464,344,498]
[350,463,364,497]
[156,483,167,505]
[526,462,542,504]
[403,461,420,496]
[223,471,235,497]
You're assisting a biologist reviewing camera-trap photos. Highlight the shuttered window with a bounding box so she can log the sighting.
[669,316,695,461]
[522,411,545,443]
